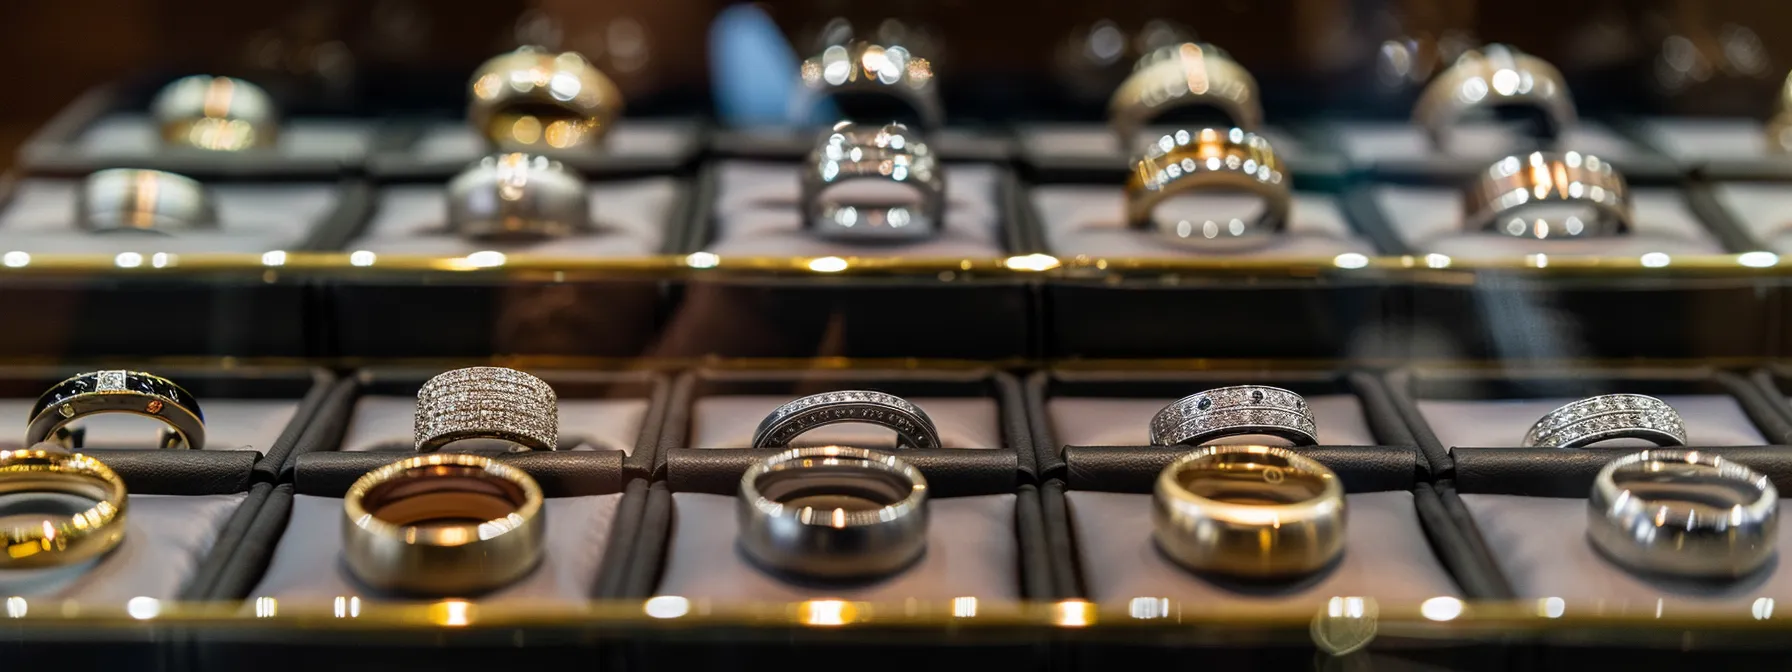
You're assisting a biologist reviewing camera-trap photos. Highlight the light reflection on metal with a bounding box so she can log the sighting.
[1311,596,1377,656]
[644,596,690,619]
[1420,596,1463,622]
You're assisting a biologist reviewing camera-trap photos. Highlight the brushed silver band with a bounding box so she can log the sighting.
[445,153,592,241]
[737,446,929,580]
[1588,450,1777,578]
[76,169,219,235]
[152,75,278,151]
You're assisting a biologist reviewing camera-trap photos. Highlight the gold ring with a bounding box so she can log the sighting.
[1768,71,1792,152]
[1109,43,1261,151]
[1125,128,1289,243]
[468,47,624,151]
[0,447,128,568]
[26,370,205,450]
[342,453,546,595]
[1413,44,1576,151]
[1464,151,1630,238]
[1152,445,1345,578]
[151,75,278,151]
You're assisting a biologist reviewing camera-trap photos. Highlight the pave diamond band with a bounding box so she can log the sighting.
[1522,394,1688,448]
[1149,385,1319,447]
[27,370,206,449]
[1125,127,1290,246]
[414,367,558,453]
[751,390,942,450]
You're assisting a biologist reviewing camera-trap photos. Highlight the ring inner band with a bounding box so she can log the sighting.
[1609,462,1768,521]
[756,463,912,513]
[361,465,527,528]
[1175,453,1329,506]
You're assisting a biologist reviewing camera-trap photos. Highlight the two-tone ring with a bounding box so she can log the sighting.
[151,75,278,152]
[1126,128,1290,245]
[1465,151,1631,239]
[1521,394,1687,448]
[737,446,929,580]
[0,446,129,568]
[27,370,206,450]
[1149,385,1318,447]
[797,41,942,129]
[414,367,559,453]
[1588,450,1776,579]
[1153,445,1346,578]
[342,452,546,595]
[469,47,624,151]
[1414,44,1576,152]
[1109,43,1262,152]
[751,390,941,450]
[77,169,218,235]
[801,121,943,242]
[445,153,593,241]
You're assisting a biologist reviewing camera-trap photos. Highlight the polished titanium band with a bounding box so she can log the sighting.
[342,453,546,595]
[1522,394,1687,448]
[446,153,592,240]
[1464,151,1631,239]
[737,446,929,580]
[751,390,942,450]
[414,367,559,453]
[797,41,942,129]
[1153,445,1346,578]
[1414,44,1577,151]
[1126,128,1290,244]
[800,121,943,242]
[76,169,219,234]
[26,370,206,450]
[151,75,278,151]
[0,447,128,568]
[1588,450,1776,578]
[1109,43,1262,151]
[1149,385,1318,447]
[469,47,623,151]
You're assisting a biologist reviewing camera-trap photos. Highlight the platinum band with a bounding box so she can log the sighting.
[800,121,942,242]
[151,75,278,151]
[1110,43,1262,152]
[446,153,592,241]
[797,41,942,129]
[1152,445,1346,578]
[1149,385,1318,447]
[1125,128,1289,245]
[751,390,941,450]
[26,370,206,450]
[414,367,558,453]
[1414,44,1577,152]
[468,47,623,151]
[737,446,929,580]
[76,169,218,235]
[1464,151,1631,239]
[1522,394,1687,449]
[1588,450,1777,579]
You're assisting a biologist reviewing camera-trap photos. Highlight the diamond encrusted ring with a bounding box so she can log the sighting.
[1125,127,1290,246]
[1521,394,1687,449]
[415,367,559,453]
[1149,385,1319,447]
[750,390,942,450]
[26,370,206,450]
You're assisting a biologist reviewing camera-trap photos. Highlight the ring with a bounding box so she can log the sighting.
[737,446,929,580]
[1521,394,1687,448]
[0,446,128,568]
[342,453,546,595]
[26,370,205,450]
[445,153,592,240]
[1109,43,1262,151]
[1588,450,1776,578]
[1769,73,1792,152]
[414,367,558,453]
[750,390,942,450]
[75,169,219,235]
[1413,44,1576,152]
[797,41,942,129]
[1149,385,1318,447]
[468,47,623,151]
[1125,128,1290,245]
[1464,151,1630,239]
[151,75,278,151]
[1152,445,1346,578]
[800,121,943,242]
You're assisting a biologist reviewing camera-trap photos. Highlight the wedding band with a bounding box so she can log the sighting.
[414,367,558,453]
[800,121,942,242]
[1149,385,1317,447]
[468,47,623,151]
[0,446,128,568]
[1588,450,1776,578]
[26,371,205,450]
[797,41,942,129]
[76,169,218,234]
[1522,394,1687,448]
[342,453,546,595]
[1414,44,1576,151]
[1768,73,1792,152]
[751,390,942,450]
[1153,445,1346,578]
[151,75,278,151]
[737,446,929,580]
[1464,151,1630,239]
[1126,128,1289,244]
[1110,43,1262,151]
[445,153,591,240]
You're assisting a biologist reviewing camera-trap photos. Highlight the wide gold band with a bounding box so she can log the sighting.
[0,447,128,569]
[469,47,624,151]
[1109,43,1262,151]
[342,453,546,596]
[1151,445,1345,578]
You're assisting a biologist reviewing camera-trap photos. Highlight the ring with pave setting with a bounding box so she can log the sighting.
[1149,385,1318,447]
[750,390,942,450]
[26,370,206,450]
[414,367,559,453]
[1521,394,1687,448]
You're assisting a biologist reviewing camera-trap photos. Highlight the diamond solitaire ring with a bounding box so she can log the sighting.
[1149,385,1319,447]
[1521,394,1687,448]
[751,390,942,450]
[414,367,559,453]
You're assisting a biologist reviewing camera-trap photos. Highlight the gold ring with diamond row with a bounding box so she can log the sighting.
[0,446,129,568]
[26,371,205,450]
[469,47,624,151]
[1522,394,1687,448]
[1413,44,1576,152]
[751,390,942,450]
[1109,42,1262,152]
[1126,128,1290,244]
[415,367,558,453]
[1464,151,1630,239]
[1149,385,1318,447]
[342,453,546,595]
[152,75,279,151]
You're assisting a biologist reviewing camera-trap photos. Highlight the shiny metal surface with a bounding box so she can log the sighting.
[76,168,218,235]
[736,446,929,580]
[1464,151,1631,239]
[446,153,592,241]
[342,453,546,595]
[151,75,278,151]
[1109,43,1262,152]
[1152,445,1345,578]
[1588,450,1777,579]
[413,366,558,453]
[468,47,623,151]
[1149,385,1318,447]
[797,41,942,129]
[0,446,128,569]
[1125,128,1290,247]
[1414,44,1577,151]
[751,389,941,450]
[1522,394,1687,448]
[800,121,942,243]
[26,370,205,450]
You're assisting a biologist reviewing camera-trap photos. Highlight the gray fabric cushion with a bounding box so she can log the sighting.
[73,114,374,160]
[411,121,696,164]
[353,180,676,257]
[1372,186,1722,258]
[342,395,647,453]
[1418,395,1765,448]
[1634,118,1775,162]
[0,398,298,452]
[691,395,1001,449]
[706,161,1005,257]
[0,492,246,600]
[1047,395,1376,446]
[1016,124,1317,163]
[0,179,340,253]
[1709,183,1792,253]
[1031,186,1374,258]
[1329,120,1648,164]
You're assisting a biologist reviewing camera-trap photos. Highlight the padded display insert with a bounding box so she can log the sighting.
[690,395,1001,449]
[352,180,675,256]
[341,395,647,453]
[1328,120,1650,165]
[1708,183,1792,253]
[0,179,341,253]
[1016,124,1317,163]
[72,114,374,160]
[0,492,246,601]
[1373,186,1723,257]
[0,398,298,452]
[1031,187,1374,258]
[1416,395,1766,447]
[410,121,699,163]
[705,161,1006,257]
[1047,396,1376,447]
[1634,118,1779,163]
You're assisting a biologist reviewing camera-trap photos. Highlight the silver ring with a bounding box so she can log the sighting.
[737,446,929,580]
[414,367,558,453]
[1126,128,1290,245]
[1589,450,1777,578]
[1153,445,1346,578]
[1464,151,1631,239]
[1414,44,1576,152]
[1149,385,1318,447]
[797,41,942,129]
[1522,394,1687,448]
[76,169,219,235]
[750,390,941,450]
[445,153,592,241]
[151,75,278,151]
[1109,43,1262,151]
[800,121,942,242]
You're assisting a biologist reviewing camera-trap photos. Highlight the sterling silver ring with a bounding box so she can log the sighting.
[414,367,558,453]
[76,169,218,235]
[1521,394,1687,448]
[1464,151,1630,239]
[737,446,929,580]
[1149,385,1318,447]
[1588,450,1777,578]
[445,153,592,241]
[800,121,943,242]
[750,390,942,450]
[796,41,942,129]
[1413,44,1576,152]
[152,75,278,151]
